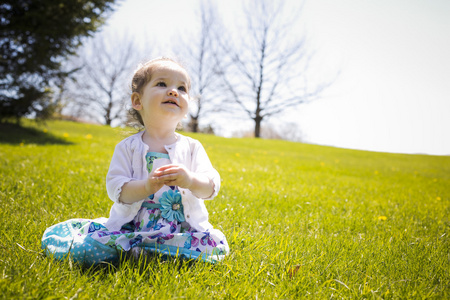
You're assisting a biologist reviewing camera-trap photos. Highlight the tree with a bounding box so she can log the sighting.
[215,0,331,137]
[62,32,142,126]
[178,2,222,133]
[0,0,116,123]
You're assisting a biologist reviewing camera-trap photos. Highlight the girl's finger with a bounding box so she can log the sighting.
[162,178,177,185]
[155,164,179,172]
[160,173,177,180]
[155,167,178,176]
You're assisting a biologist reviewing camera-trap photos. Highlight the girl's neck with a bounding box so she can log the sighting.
[142,127,178,153]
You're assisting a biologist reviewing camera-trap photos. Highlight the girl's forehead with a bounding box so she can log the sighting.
[152,62,189,80]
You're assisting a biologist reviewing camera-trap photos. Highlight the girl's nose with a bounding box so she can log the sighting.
[168,89,178,97]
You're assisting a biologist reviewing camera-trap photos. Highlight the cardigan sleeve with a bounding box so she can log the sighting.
[106,139,135,203]
[189,139,221,200]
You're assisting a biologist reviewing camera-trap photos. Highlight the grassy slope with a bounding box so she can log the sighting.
[0,120,448,299]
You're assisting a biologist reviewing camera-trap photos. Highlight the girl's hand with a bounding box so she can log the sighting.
[145,168,166,195]
[154,164,214,198]
[153,164,193,189]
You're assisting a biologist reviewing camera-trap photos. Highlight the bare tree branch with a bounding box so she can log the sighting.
[213,0,334,138]
[175,1,227,133]
[61,31,143,125]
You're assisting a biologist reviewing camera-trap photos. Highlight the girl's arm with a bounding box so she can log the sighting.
[107,137,165,205]
[119,169,165,204]
[187,173,215,199]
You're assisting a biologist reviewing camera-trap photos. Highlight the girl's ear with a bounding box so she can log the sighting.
[131,92,142,110]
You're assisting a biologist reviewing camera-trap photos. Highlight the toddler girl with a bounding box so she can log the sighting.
[41,57,229,264]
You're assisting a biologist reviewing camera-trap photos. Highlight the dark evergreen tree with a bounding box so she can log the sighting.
[0,0,116,123]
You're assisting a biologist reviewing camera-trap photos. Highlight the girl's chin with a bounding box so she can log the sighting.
[162,109,187,120]
[144,115,183,127]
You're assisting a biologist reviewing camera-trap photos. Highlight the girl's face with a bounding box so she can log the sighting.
[131,62,190,128]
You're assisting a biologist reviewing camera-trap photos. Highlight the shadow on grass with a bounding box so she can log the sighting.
[43,250,205,277]
[83,251,202,272]
[0,123,73,145]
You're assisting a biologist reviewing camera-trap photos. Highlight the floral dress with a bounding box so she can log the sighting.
[41,152,229,265]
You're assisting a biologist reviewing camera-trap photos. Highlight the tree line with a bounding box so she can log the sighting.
[0,0,331,138]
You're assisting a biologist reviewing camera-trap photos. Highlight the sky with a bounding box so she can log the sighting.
[102,0,450,155]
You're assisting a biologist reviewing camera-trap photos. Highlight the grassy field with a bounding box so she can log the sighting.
[0,120,449,299]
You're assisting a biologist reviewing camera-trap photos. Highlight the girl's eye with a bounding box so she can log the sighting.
[178,86,187,92]
[156,81,166,87]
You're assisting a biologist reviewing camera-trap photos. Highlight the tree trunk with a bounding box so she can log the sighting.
[254,116,262,138]
[191,116,199,133]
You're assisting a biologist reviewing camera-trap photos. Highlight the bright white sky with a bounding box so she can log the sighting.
[103,0,450,155]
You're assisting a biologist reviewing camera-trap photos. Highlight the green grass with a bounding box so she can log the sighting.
[0,120,449,299]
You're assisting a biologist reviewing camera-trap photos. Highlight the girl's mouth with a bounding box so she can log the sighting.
[163,100,179,107]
